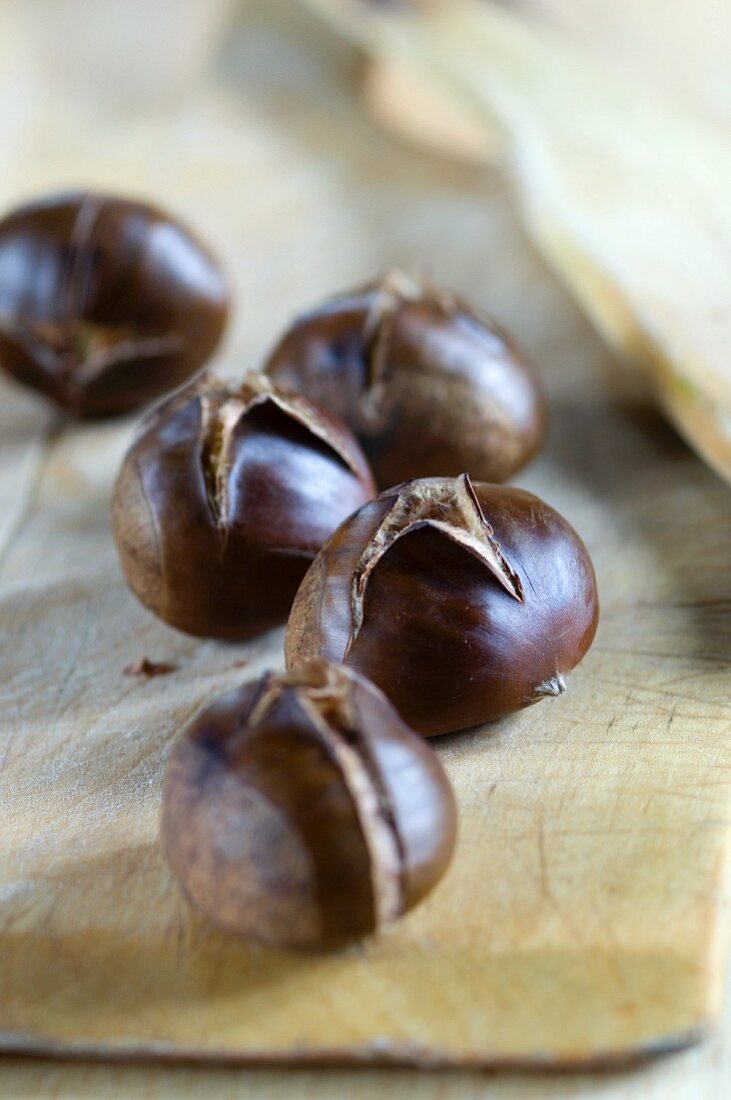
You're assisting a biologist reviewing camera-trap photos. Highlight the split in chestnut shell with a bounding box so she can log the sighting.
[111,372,376,640]
[286,475,599,736]
[0,191,228,417]
[161,660,457,949]
[264,271,546,487]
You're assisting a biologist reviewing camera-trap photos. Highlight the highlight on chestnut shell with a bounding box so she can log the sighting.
[264,270,546,488]
[161,660,458,949]
[285,475,599,737]
[111,372,377,640]
[0,191,229,417]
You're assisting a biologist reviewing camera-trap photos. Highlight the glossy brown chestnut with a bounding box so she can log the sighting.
[161,660,457,949]
[0,191,228,417]
[112,372,376,640]
[286,475,599,736]
[264,271,546,487]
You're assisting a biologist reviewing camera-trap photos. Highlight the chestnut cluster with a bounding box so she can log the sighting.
[0,190,600,951]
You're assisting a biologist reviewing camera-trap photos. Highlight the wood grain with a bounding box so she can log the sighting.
[0,0,729,1070]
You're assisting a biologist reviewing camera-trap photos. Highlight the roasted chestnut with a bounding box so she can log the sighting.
[112,372,376,640]
[0,191,228,417]
[286,475,599,736]
[264,271,546,487]
[161,660,457,949]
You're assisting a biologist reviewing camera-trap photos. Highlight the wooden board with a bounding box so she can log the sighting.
[0,0,730,1069]
[2,992,731,1100]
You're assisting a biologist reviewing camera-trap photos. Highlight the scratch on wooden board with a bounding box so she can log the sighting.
[0,416,65,578]
[536,813,553,904]
[0,733,14,775]
[48,593,94,729]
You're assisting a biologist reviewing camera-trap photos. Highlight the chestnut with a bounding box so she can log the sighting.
[161,660,457,949]
[0,191,228,417]
[286,474,599,736]
[111,372,376,640]
[264,271,546,487]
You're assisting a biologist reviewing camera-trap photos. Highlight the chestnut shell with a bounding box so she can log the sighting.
[0,191,228,416]
[286,476,599,736]
[161,660,457,949]
[264,272,546,487]
[111,373,376,640]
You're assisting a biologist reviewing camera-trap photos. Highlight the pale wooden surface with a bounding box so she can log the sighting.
[527,0,731,125]
[0,0,730,1077]
[363,0,731,196]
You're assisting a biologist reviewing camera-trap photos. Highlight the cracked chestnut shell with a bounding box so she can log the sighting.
[264,271,546,487]
[286,475,599,736]
[111,372,376,639]
[0,191,228,417]
[161,660,457,949]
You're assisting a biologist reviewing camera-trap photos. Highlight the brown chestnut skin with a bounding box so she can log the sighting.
[264,271,546,488]
[286,475,599,737]
[0,191,228,417]
[111,372,376,640]
[161,660,457,950]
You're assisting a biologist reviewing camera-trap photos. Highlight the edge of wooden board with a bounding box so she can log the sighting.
[0,936,721,1069]
[0,1027,706,1072]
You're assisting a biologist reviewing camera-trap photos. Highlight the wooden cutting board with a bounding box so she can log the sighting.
[0,0,730,1069]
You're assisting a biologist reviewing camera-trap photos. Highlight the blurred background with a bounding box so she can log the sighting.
[1,1,730,1095]
[2,0,728,476]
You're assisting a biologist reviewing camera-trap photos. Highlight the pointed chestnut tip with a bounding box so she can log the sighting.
[377,268,424,300]
[533,673,567,699]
